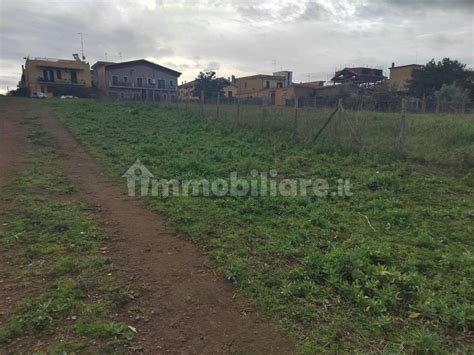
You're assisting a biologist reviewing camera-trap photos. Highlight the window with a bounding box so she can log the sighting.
[112,75,119,85]
[148,78,153,85]
[71,71,77,84]
[137,78,143,87]
[56,70,62,80]
[158,80,165,89]
[123,76,128,83]
[43,69,54,82]
[228,91,233,98]
[277,82,283,88]
[169,80,173,87]
[244,82,247,88]
[265,81,270,89]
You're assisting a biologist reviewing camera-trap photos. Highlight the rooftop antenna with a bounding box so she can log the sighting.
[118,51,122,61]
[77,32,85,60]
[105,52,108,61]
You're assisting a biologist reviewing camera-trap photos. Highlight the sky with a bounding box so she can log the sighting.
[0,0,473,93]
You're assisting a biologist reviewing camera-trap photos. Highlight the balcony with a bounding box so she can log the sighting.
[109,81,171,90]
[37,77,87,86]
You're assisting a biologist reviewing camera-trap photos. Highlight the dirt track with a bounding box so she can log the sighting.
[0,98,295,354]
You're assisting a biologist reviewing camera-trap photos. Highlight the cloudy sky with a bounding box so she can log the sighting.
[0,0,473,93]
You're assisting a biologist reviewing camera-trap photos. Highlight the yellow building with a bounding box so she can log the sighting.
[388,63,422,91]
[223,83,238,98]
[20,56,92,97]
[233,74,286,98]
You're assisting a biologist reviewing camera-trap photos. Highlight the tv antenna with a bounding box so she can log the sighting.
[77,32,85,60]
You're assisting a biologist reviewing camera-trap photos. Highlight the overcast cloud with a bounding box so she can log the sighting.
[0,0,473,93]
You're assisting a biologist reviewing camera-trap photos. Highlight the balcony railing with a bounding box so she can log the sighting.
[38,77,87,85]
[109,81,171,90]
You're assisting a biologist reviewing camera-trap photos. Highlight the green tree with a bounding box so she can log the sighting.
[408,58,472,99]
[193,71,229,100]
[434,83,470,104]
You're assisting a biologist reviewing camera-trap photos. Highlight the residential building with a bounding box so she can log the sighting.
[91,59,181,101]
[274,81,325,106]
[388,63,422,91]
[223,83,238,98]
[20,55,92,96]
[273,71,293,88]
[233,74,286,98]
[178,80,199,101]
[331,67,386,87]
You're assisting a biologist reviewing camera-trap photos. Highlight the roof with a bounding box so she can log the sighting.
[294,81,325,89]
[91,61,115,69]
[92,59,181,77]
[331,67,386,83]
[178,80,196,89]
[389,64,423,70]
[236,74,285,81]
[28,57,84,64]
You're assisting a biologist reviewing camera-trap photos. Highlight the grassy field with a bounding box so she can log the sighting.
[50,99,473,352]
[0,115,137,352]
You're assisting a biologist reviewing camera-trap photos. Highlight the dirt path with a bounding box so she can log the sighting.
[1,99,296,353]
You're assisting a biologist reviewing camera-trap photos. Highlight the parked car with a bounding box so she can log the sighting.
[31,92,48,99]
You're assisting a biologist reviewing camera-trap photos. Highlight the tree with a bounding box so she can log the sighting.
[434,83,470,104]
[408,58,472,99]
[7,86,30,97]
[193,72,229,100]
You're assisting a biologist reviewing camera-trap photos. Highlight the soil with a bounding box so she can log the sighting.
[0,98,296,354]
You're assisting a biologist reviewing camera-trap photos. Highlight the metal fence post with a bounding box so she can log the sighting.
[398,98,407,144]
[200,90,204,117]
[294,95,299,134]
[236,98,241,124]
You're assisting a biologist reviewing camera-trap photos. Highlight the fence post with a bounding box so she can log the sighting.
[200,90,204,117]
[216,91,220,119]
[236,98,241,124]
[421,94,426,113]
[398,98,407,144]
[435,97,440,113]
[335,98,343,136]
[294,95,299,135]
[261,97,266,131]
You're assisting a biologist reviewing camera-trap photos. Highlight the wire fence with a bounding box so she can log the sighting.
[110,92,474,169]
[115,93,474,168]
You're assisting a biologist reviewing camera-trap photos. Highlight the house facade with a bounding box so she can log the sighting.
[92,59,181,101]
[233,74,286,98]
[178,80,199,101]
[388,63,422,91]
[20,56,92,96]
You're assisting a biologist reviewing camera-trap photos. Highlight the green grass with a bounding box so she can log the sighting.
[50,99,474,352]
[0,115,136,352]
